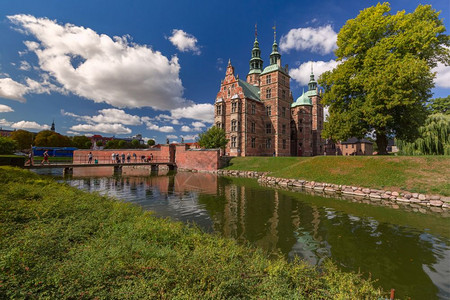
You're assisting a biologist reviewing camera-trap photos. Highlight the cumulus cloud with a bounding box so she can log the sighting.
[70,123,131,134]
[145,122,175,133]
[19,61,31,71]
[0,119,12,127]
[8,14,190,110]
[0,78,27,102]
[0,104,14,113]
[290,60,340,86]
[280,25,337,55]
[180,134,198,141]
[168,29,201,55]
[433,62,450,88]
[166,134,178,139]
[11,120,50,130]
[181,125,191,132]
[170,103,214,123]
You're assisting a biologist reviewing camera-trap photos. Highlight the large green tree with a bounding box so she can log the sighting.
[319,3,449,154]
[428,96,449,115]
[0,137,18,154]
[397,113,449,155]
[10,130,34,150]
[197,126,228,149]
[71,135,91,149]
[34,130,72,147]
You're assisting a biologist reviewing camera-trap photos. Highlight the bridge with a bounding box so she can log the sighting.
[24,162,176,175]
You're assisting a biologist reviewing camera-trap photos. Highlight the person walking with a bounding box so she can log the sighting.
[126,153,131,163]
[150,153,154,162]
[88,152,93,164]
[133,153,137,162]
[26,152,33,166]
[112,152,116,163]
[41,150,50,165]
[121,153,125,163]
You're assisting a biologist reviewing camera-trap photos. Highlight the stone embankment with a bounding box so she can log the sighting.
[181,168,450,216]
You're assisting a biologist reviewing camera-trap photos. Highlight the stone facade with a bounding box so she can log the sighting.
[214,32,324,157]
[336,138,374,156]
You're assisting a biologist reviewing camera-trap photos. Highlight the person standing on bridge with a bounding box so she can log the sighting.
[112,152,116,163]
[88,152,93,164]
[126,153,131,163]
[133,153,137,162]
[150,153,154,162]
[121,153,125,163]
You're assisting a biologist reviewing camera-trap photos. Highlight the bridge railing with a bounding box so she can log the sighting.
[72,154,172,165]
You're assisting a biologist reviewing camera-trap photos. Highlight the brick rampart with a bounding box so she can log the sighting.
[175,144,220,171]
[73,148,171,164]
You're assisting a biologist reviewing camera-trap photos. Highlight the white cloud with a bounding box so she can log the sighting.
[63,108,143,126]
[19,61,31,71]
[0,119,12,127]
[0,78,27,102]
[146,123,175,133]
[290,60,340,86]
[11,120,50,130]
[180,134,198,141]
[181,125,191,132]
[191,121,205,128]
[70,123,131,134]
[8,14,190,110]
[170,103,214,123]
[434,62,450,88]
[280,25,337,55]
[166,134,178,139]
[0,104,14,113]
[168,29,201,55]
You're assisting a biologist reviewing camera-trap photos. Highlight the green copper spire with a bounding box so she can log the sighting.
[308,63,317,91]
[269,23,281,65]
[248,24,263,74]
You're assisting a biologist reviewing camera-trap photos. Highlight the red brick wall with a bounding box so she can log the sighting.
[175,145,220,171]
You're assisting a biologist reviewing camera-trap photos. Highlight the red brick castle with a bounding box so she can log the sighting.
[214,28,324,156]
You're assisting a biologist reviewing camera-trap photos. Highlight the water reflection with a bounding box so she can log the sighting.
[62,171,449,299]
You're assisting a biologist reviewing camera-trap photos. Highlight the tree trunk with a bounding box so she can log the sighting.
[376,131,388,155]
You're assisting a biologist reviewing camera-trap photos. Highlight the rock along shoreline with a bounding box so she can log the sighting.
[177,168,450,217]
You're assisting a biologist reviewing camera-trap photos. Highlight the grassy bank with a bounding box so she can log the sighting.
[224,156,450,196]
[0,167,383,299]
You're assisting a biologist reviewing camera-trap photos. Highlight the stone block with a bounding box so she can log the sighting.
[429,200,443,207]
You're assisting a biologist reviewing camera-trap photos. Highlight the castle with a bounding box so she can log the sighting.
[214,28,324,157]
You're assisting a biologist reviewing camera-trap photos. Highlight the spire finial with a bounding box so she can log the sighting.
[255,23,257,39]
[228,58,231,65]
[272,22,277,42]
[311,62,313,74]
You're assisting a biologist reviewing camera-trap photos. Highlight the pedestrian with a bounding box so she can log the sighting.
[94,158,98,164]
[41,150,50,165]
[150,153,154,161]
[133,153,137,162]
[126,153,131,163]
[88,152,93,164]
[112,152,116,163]
[116,153,120,164]
[121,153,125,163]
[141,154,145,162]
[26,152,33,166]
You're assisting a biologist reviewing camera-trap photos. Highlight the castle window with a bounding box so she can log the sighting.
[231,136,237,148]
[231,120,237,132]
[266,88,271,99]
[280,76,285,85]
[231,102,237,113]
[266,105,271,116]
[216,122,221,128]
[216,105,222,115]
[251,104,256,115]
[266,138,272,149]
[266,74,271,84]
[282,107,286,117]
[251,122,256,133]
[282,90,286,99]
[266,123,272,134]
[283,139,286,149]
[228,88,231,97]
[251,137,256,148]
[282,124,286,134]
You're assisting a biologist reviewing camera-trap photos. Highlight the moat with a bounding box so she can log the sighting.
[36,169,450,299]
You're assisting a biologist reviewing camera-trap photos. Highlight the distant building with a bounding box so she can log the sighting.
[90,135,113,149]
[335,138,373,156]
[387,139,398,153]
[0,128,14,137]
[50,120,55,132]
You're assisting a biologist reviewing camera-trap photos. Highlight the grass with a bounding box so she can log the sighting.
[0,167,384,299]
[224,156,450,196]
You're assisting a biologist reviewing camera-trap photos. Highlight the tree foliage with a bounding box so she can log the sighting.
[10,130,34,150]
[397,113,450,155]
[428,96,449,115]
[147,139,155,146]
[197,126,228,149]
[71,136,91,149]
[0,137,18,154]
[34,131,72,147]
[319,3,450,154]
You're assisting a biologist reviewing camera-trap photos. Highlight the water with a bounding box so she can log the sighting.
[36,169,450,299]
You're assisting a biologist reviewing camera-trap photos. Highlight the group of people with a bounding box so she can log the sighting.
[110,152,154,164]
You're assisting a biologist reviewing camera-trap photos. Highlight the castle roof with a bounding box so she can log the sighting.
[260,64,288,76]
[291,90,314,107]
[238,79,260,101]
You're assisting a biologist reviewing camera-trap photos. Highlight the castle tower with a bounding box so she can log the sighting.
[247,24,264,86]
[308,66,324,155]
[51,120,55,132]
[258,25,292,156]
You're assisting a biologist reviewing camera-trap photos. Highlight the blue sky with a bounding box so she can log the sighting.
[0,0,448,143]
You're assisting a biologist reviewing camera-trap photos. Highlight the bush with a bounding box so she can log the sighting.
[0,137,18,154]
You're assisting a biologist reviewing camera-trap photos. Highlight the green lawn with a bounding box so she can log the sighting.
[224,156,450,196]
[0,167,383,299]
